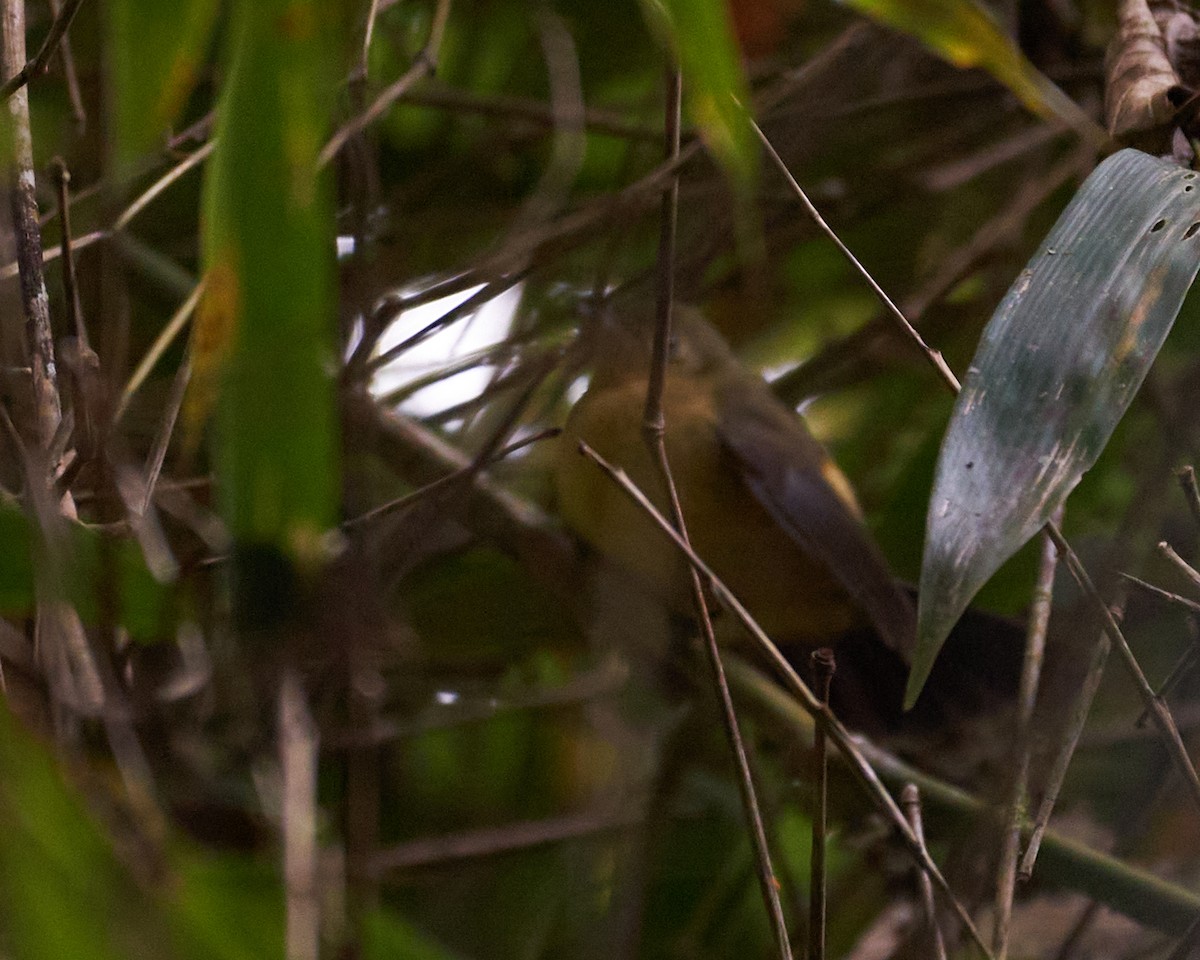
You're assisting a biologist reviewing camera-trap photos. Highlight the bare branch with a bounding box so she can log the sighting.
[0,0,85,102]
[2,0,60,450]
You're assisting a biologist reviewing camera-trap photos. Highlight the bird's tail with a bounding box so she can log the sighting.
[787,602,1028,777]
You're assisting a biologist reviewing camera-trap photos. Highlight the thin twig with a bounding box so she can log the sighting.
[342,427,559,530]
[398,82,663,142]
[751,118,960,395]
[343,629,381,932]
[0,142,214,282]
[1052,903,1100,960]
[379,352,558,594]
[1020,599,1118,880]
[576,440,993,957]
[504,10,585,235]
[774,149,1088,405]
[994,511,1060,954]
[1134,612,1200,729]
[1052,761,1179,960]
[50,158,85,345]
[809,649,835,960]
[319,0,452,168]
[360,269,530,377]
[1159,540,1200,593]
[368,270,493,328]
[901,785,948,960]
[326,655,627,749]
[355,0,382,81]
[349,270,487,372]
[114,281,203,424]
[369,806,640,875]
[167,110,214,151]
[1121,572,1200,618]
[139,355,191,516]
[1053,528,1200,811]
[0,0,85,101]
[642,67,792,960]
[4,0,61,449]
[1177,466,1200,528]
[46,0,84,128]
[588,93,662,302]
[642,65,680,440]
[730,656,1200,936]
[3,228,103,278]
[376,340,526,412]
[116,142,215,232]
[452,133,702,296]
[345,393,574,585]
[412,36,850,307]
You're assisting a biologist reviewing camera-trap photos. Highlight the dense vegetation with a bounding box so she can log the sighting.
[1,0,1199,957]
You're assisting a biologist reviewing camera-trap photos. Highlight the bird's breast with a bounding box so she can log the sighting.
[556,375,860,644]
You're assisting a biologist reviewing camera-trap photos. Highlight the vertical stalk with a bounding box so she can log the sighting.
[2,0,61,451]
[640,68,792,960]
[994,509,1061,957]
[809,649,835,960]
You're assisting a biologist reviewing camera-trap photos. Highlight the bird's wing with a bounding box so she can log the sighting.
[714,376,917,659]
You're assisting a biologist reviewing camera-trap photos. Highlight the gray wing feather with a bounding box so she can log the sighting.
[715,376,917,658]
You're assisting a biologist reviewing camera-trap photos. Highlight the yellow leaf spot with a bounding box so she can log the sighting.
[156,56,198,129]
[184,256,240,451]
[277,4,317,42]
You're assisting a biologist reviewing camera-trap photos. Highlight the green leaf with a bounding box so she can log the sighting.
[0,504,33,614]
[200,0,339,558]
[0,505,168,640]
[108,0,220,167]
[362,908,461,960]
[65,526,172,643]
[0,700,286,960]
[0,703,161,960]
[910,149,1200,707]
[842,0,1106,144]
[171,852,284,960]
[638,0,755,184]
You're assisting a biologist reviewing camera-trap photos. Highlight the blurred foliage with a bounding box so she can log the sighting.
[843,0,1101,134]
[638,0,756,183]
[0,0,1198,958]
[108,0,220,168]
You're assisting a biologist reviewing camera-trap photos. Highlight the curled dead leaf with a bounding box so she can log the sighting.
[1104,0,1194,149]
[1165,9,1200,87]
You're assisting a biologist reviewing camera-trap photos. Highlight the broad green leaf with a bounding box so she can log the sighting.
[842,0,1106,145]
[0,700,286,960]
[638,0,755,184]
[0,703,162,960]
[910,149,1200,707]
[200,0,339,558]
[109,0,220,167]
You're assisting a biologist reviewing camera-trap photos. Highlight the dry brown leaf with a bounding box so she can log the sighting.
[1105,0,1185,148]
[1164,7,1200,87]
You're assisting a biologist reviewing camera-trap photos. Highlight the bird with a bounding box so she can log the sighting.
[555,304,1020,733]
